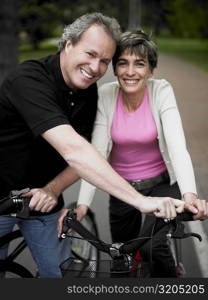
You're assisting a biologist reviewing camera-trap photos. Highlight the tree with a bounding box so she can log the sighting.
[164,0,208,38]
[0,0,18,86]
[128,0,142,29]
[19,0,62,49]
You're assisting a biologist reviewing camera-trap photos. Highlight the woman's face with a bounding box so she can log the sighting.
[115,51,153,96]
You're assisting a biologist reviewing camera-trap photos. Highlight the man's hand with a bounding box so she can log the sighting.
[57,204,88,237]
[22,186,58,213]
[138,196,185,218]
[183,192,208,220]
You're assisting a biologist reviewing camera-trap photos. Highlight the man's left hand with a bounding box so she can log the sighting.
[22,187,58,213]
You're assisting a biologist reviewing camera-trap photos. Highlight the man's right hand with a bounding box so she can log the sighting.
[137,196,185,219]
[57,204,88,237]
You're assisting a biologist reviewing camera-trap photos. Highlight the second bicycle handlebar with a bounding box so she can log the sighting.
[61,210,202,258]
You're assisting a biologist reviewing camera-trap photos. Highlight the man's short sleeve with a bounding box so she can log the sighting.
[9,75,69,137]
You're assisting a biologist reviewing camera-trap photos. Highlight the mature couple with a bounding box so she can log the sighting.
[0,12,207,278]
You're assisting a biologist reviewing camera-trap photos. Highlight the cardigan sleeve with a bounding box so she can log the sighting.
[158,80,197,195]
[77,85,112,207]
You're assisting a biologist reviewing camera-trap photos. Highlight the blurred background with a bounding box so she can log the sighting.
[0,0,208,85]
[1,0,208,277]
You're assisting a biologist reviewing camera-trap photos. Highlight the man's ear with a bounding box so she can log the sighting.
[65,40,73,53]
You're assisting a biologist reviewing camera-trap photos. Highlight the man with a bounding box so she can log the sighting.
[0,13,185,278]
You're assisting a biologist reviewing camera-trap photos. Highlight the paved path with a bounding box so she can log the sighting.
[154,54,208,277]
[155,54,208,201]
[65,54,208,277]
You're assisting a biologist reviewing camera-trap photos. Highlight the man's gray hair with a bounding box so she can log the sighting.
[58,12,121,51]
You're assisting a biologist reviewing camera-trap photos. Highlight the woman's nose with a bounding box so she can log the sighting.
[126,65,135,76]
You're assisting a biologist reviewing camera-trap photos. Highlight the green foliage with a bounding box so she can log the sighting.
[164,0,208,38]
[19,0,63,49]
[18,0,128,49]
[55,0,128,30]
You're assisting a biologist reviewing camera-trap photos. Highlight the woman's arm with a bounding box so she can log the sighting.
[77,89,110,209]
[160,82,207,218]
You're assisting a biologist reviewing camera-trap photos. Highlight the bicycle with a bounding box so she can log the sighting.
[0,189,99,278]
[60,209,202,278]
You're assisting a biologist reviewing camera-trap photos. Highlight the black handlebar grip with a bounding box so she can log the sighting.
[0,197,15,215]
[176,211,194,222]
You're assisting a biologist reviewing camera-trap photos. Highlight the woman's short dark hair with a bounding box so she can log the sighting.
[112,29,158,72]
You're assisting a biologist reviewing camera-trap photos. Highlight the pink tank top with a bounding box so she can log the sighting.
[110,88,166,180]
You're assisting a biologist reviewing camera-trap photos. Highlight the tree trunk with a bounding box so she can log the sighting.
[0,0,18,86]
[128,0,142,29]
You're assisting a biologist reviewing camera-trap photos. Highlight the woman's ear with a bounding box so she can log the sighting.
[149,69,154,78]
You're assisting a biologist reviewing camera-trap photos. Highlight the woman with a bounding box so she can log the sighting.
[58,30,207,277]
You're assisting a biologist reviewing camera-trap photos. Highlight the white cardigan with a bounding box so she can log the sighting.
[77,79,197,207]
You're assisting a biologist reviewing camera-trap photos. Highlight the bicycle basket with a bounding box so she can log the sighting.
[60,257,151,278]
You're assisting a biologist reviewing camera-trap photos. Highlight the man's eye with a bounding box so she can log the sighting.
[87,52,94,57]
[102,60,110,66]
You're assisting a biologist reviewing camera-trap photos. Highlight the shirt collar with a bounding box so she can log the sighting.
[50,52,74,94]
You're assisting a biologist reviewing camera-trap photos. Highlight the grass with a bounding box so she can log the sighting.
[19,40,57,62]
[157,37,208,72]
[19,37,208,72]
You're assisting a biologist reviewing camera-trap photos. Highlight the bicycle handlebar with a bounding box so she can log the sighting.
[61,211,112,255]
[0,188,31,219]
[61,210,202,258]
[119,211,202,255]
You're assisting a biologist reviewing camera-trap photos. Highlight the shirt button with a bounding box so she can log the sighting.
[69,91,73,95]
[70,102,74,106]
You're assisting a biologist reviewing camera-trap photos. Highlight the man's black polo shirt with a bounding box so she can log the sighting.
[0,53,98,214]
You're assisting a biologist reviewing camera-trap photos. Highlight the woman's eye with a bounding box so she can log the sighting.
[117,62,126,66]
[137,63,145,66]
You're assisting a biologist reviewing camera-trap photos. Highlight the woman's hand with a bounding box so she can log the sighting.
[57,204,89,237]
[183,192,208,220]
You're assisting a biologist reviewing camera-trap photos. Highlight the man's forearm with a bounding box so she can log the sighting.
[43,125,143,208]
[65,143,143,206]
[44,166,80,197]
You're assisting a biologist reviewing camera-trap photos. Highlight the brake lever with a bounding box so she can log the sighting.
[60,210,77,239]
[167,219,202,242]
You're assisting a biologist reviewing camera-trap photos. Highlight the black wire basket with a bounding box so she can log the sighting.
[61,256,151,278]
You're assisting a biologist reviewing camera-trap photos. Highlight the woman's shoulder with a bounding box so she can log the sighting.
[147,78,172,90]
[147,78,177,109]
[98,81,120,108]
[98,81,119,95]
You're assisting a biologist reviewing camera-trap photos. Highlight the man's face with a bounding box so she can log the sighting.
[60,25,116,90]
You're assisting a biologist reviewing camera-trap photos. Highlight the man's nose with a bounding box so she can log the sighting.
[90,59,100,74]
